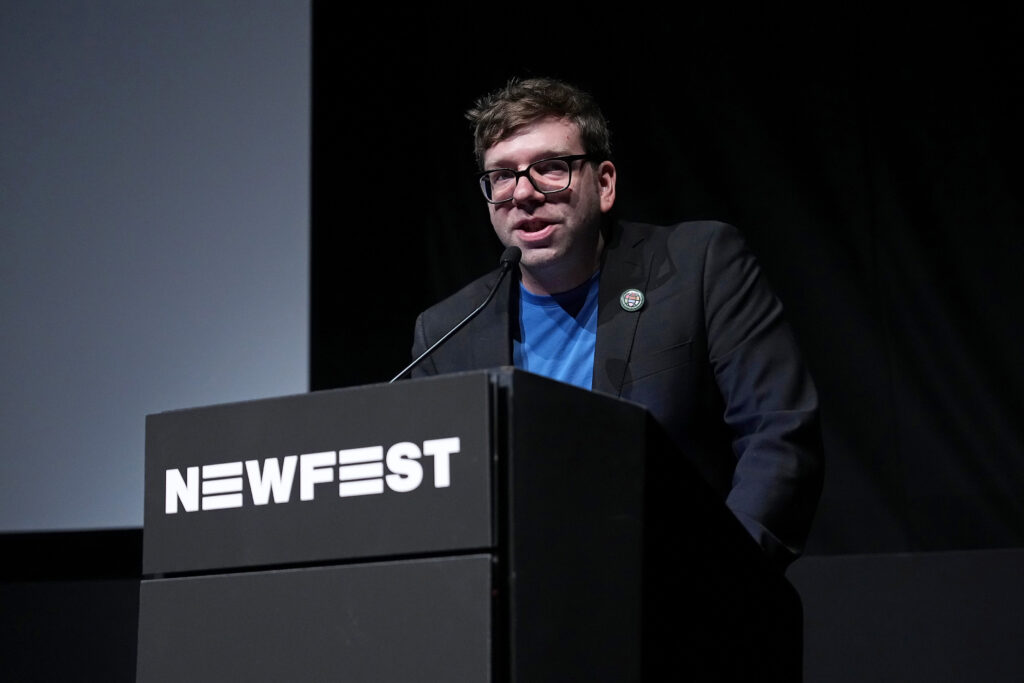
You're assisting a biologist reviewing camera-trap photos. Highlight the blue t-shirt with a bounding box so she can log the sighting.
[513,273,600,390]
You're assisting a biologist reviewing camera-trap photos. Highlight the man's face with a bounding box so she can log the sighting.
[482,116,616,295]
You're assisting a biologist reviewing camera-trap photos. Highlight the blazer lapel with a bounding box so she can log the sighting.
[467,265,516,369]
[593,223,652,396]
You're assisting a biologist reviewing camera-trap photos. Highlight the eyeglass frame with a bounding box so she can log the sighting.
[477,154,593,204]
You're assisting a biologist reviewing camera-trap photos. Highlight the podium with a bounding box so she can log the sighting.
[137,369,802,682]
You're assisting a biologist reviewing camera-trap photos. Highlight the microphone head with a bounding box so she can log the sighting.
[500,246,522,267]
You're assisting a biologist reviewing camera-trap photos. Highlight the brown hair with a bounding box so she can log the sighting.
[466,77,612,168]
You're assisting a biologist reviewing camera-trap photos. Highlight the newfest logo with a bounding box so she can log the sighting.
[165,437,461,514]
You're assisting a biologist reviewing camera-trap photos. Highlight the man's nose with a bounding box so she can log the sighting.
[511,173,542,203]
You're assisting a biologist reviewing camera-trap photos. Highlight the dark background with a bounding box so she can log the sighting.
[311,6,1024,559]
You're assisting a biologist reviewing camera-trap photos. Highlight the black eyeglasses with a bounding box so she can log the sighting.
[477,154,591,204]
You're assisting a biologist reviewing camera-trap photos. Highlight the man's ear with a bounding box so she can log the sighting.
[597,160,617,213]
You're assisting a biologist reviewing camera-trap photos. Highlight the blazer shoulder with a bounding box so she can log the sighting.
[613,220,747,269]
[616,219,742,247]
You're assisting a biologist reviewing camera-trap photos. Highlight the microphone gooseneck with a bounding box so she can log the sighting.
[389,247,522,383]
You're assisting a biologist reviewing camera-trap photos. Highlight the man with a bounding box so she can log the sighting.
[410,77,823,570]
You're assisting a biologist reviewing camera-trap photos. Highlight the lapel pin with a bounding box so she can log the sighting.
[619,288,645,312]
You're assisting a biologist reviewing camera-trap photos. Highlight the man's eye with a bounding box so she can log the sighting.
[490,171,515,184]
[532,161,568,178]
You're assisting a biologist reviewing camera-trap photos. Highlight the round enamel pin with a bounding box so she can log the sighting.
[619,288,645,312]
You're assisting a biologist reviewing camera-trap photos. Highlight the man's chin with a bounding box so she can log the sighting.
[517,246,562,271]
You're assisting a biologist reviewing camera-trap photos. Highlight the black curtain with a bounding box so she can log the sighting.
[311,6,1024,556]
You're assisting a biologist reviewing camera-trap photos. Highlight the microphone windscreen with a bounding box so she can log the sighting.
[500,246,522,267]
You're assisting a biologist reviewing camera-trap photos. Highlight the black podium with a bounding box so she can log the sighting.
[137,368,801,682]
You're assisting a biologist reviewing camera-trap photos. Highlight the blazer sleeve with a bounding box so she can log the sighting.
[703,224,824,567]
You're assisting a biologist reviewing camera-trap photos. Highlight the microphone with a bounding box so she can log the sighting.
[390,246,522,383]
[498,246,522,269]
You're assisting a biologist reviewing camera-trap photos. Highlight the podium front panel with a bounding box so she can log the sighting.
[136,555,492,683]
[144,373,495,574]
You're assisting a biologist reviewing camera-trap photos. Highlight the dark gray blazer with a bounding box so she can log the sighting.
[411,220,824,567]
